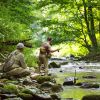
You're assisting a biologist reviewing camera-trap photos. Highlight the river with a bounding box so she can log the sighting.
[48,57,100,100]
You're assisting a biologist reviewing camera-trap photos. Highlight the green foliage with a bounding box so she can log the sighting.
[24,48,38,67]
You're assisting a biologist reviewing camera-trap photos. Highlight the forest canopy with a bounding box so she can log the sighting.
[0,0,100,65]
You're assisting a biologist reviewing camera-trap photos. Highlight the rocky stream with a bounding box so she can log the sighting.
[0,57,100,100]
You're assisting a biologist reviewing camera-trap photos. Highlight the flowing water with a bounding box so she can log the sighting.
[49,58,100,100]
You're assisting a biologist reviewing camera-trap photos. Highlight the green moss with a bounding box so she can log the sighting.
[3,83,19,94]
[34,76,53,84]
[18,93,33,100]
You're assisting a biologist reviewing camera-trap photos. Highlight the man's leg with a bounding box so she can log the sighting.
[6,68,30,78]
[44,57,48,75]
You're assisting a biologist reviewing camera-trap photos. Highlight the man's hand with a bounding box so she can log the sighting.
[57,48,61,52]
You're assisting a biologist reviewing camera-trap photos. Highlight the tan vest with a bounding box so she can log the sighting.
[40,42,51,54]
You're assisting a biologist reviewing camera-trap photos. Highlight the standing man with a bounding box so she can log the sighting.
[39,37,59,75]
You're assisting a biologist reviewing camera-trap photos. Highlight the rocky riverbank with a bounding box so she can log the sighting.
[79,52,100,62]
[0,74,62,100]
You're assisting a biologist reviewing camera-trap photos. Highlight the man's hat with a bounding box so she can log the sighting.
[17,43,25,49]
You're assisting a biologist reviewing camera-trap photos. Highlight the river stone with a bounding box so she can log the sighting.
[51,84,62,92]
[21,88,37,95]
[75,82,82,86]
[51,93,61,100]
[23,79,33,85]
[0,94,17,99]
[18,93,33,100]
[60,61,68,65]
[33,93,52,100]
[4,97,23,100]
[40,82,54,88]
[82,75,96,79]
[48,62,60,68]
[82,95,100,100]
[34,76,53,84]
[63,77,76,85]
[81,82,99,88]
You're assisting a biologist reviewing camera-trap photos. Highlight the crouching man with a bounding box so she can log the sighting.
[3,43,30,78]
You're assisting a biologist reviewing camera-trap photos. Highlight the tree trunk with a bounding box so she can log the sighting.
[88,0,98,49]
[82,0,98,51]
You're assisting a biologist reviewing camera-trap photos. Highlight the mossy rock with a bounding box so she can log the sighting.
[51,93,61,100]
[82,75,96,79]
[48,62,60,68]
[40,82,54,88]
[18,93,33,100]
[75,82,82,86]
[3,83,19,94]
[21,88,37,95]
[34,76,53,84]
[51,84,62,92]
[82,95,100,100]
[81,83,99,88]
[0,87,12,94]
[60,61,68,65]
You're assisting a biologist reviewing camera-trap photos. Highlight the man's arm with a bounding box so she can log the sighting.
[19,54,27,68]
[50,49,60,53]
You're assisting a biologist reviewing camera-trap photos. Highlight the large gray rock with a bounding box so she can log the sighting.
[48,62,60,68]
[40,82,62,92]
[63,77,77,86]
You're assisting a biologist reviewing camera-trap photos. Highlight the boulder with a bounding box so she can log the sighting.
[40,82,54,88]
[81,82,99,88]
[63,77,77,86]
[48,62,60,68]
[40,82,62,92]
[51,84,62,92]
[75,82,82,86]
[34,76,53,84]
[18,93,33,100]
[51,93,61,100]
[21,88,37,95]
[60,61,68,65]
[82,75,96,79]
[82,95,100,100]
[33,93,52,100]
